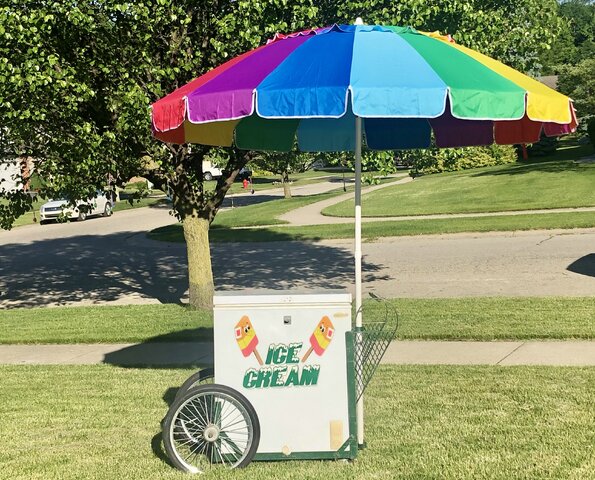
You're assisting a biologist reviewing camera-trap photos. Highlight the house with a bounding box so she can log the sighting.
[0,157,33,192]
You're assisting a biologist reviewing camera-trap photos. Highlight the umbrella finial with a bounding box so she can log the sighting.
[354,17,364,25]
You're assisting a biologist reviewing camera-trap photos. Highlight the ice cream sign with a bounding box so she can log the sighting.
[235,315,335,389]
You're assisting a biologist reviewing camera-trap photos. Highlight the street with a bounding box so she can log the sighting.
[1,205,594,308]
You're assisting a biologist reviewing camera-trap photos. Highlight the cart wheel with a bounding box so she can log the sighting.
[174,367,214,402]
[163,384,260,473]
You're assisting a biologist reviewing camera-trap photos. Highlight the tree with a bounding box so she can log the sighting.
[557,58,595,127]
[252,151,315,199]
[541,0,595,72]
[0,0,320,308]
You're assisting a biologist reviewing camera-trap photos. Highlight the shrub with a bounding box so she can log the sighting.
[403,144,517,175]
[526,133,559,157]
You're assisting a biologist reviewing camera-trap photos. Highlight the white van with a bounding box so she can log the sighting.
[202,161,222,181]
[39,191,113,224]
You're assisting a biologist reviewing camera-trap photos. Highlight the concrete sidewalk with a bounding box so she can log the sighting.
[1,341,594,366]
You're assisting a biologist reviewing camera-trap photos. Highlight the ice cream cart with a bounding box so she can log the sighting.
[162,291,396,473]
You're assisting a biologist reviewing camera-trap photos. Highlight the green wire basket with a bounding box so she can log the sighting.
[353,301,399,400]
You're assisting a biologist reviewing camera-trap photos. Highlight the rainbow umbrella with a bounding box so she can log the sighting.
[151,21,577,444]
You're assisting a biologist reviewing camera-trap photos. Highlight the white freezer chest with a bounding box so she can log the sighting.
[213,291,354,457]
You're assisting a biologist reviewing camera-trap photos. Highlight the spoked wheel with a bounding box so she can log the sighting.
[174,367,214,402]
[163,384,260,473]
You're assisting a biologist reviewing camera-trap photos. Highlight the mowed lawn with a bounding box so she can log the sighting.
[0,364,592,480]
[1,297,594,344]
[324,152,595,218]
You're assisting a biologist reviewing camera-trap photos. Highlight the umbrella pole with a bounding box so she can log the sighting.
[354,115,364,446]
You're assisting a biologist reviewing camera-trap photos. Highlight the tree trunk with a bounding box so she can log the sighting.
[282,172,292,199]
[183,216,213,309]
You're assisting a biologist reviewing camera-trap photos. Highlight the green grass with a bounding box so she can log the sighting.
[0,364,592,479]
[0,304,213,344]
[149,210,595,244]
[2,297,593,344]
[324,150,595,218]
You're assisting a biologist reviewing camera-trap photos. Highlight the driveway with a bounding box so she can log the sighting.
[1,202,594,308]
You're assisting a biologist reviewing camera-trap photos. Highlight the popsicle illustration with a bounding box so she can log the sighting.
[302,315,335,362]
[235,316,263,365]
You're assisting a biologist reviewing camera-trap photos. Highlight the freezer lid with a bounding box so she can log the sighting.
[213,289,352,307]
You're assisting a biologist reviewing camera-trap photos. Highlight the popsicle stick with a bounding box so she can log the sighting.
[301,346,314,363]
[252,348,263,366]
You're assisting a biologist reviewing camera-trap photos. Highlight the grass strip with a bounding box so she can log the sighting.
[0,364,592,479]
[1,297,593,344]
[148,211,595,244]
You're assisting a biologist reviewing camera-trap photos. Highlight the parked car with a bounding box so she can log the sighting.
[39,191,113,224]
[202,161,222,181]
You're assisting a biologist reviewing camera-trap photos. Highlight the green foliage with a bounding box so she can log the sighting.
[0,0,321,228]
[125,181,151,198]
[405,145,517,175]
[526,134,559,157]
[557,58,595,126]
[326,0,565,75]
[252,150,314,178]
[541,0,595,72]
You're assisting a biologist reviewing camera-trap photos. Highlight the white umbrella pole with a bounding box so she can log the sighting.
[354,115,364,446]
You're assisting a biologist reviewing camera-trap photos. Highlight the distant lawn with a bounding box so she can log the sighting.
[149,210,595,243]
[212,189,347,228]
[2,297,593,344]
[324,145,595,218]
[212,176,396,228]
[0,364,592,479]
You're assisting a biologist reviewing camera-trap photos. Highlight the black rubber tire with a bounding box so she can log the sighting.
[103,202,113,217]
[77,211,87,221]
[174,367,215,402]
[163,384,260,473]
[204,172,213,181]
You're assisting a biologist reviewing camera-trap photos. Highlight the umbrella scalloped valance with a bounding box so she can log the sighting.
[151,24,577,151]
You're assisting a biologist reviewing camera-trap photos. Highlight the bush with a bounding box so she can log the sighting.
[125,181,150,198]
[526,133,559,157]
[404,144,517,175]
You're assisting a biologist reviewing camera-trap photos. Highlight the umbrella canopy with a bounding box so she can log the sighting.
[152,24,577,150]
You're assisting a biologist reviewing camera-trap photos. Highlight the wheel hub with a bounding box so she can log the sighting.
[203,424,220,442]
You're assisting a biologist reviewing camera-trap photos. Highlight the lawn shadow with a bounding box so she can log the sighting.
[102,334,213,368]
[567,254,595,278]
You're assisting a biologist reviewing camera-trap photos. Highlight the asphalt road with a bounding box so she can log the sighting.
[1,205,594,308]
